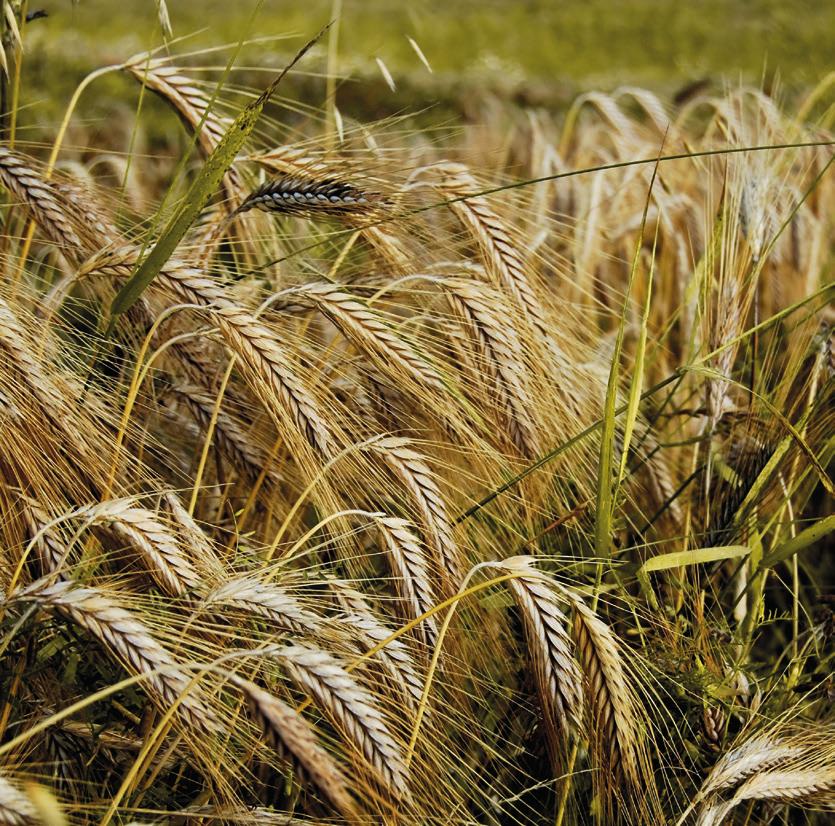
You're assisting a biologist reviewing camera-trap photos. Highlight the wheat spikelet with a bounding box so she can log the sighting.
[374,516,439,647]
[83,247,333,457]
[231,676,359,819]
[277,643,411,800]
[165,382,281,487]
[368,437,462,592]
[700,735,806,797]
[205,578,324,635]
[19,580,218,734]
[434,162,550,339]
[291,282,446,394]
[83,499,201,597]
[442,278,541,456]
[0,148,83,254]
[498,558,583,756]
[337,610,426,711]
[237,176,386,219]
[570,596,642,806]
[0,774,37,826]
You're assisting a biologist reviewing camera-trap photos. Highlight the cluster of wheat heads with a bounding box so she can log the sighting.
[0,37,832,826]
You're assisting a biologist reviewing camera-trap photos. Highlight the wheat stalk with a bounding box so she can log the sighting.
[276,643,411,800]
[231,676,359,819]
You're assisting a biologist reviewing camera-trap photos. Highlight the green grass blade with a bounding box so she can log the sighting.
[594,153,661,558]
[641,545,749,573]
[761,514,835,570]
[107,24,330,324]
[617,218,659,486]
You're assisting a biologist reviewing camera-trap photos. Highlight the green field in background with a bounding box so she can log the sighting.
[31,0,835,83]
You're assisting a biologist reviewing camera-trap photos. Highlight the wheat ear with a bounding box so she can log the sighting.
[0,774,38,826]
[165,381,282,487]
[231,676,359,819]
[434,162,550,339]
[699,735,806,798]
[237,176,386,219]
[368,437,462,592]
[276,643,411,800]
[498,558,583,757]
[81,499,201,597]
[374,516,440,647]
[338,610,426,712]
[83,247,333,457]
[205,578,324,635]
[442,278,541,456]
[569,595,644,811]
[0,148,83,254]
[291,282,446,393]
[18,580,218,734]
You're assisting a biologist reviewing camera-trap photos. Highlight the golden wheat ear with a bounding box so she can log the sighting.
[13,580,220,735]
[231,675,361,820]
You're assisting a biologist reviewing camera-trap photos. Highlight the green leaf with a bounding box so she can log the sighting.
[640,545,750,574]
[107,24,330,324]
[595,152,661,558]
[761,514,835,570]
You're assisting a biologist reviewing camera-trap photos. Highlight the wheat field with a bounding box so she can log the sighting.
[0,4,833,825]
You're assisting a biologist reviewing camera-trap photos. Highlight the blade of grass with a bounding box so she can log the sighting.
[594,150,662,558]
[641,545,750,574]
[761,514,835,570]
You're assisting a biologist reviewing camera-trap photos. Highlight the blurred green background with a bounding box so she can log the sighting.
[16,0,835,131]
